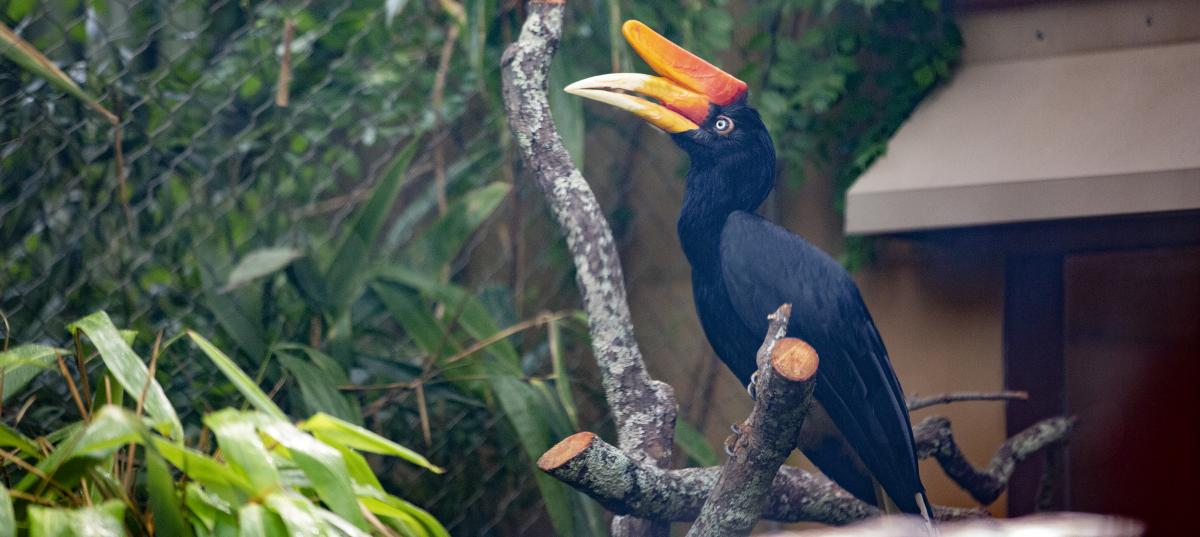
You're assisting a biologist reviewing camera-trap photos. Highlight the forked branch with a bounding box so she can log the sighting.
[688,304,819,536]
[501,1,674,535]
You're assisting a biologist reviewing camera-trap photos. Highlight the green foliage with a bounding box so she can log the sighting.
[743,0,961,268]
[0,314,445,537]
[1,0,962,533]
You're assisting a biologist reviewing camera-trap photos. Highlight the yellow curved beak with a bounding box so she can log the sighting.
[565,20,748,134]
[564,74,705,134]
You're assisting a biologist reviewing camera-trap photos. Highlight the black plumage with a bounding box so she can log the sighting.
[671,98,930,515]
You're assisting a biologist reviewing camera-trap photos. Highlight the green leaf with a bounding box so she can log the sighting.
[404,182,511,273]
[337,447,384,491]
[237,503,287,537]
[299,412,442,473]
[69,312,183,439]
[675,418,719,467]
[547,318,579,427]
[490,376,575,536]
[0,21,117,124]
[203,289,268,362]
[0,484,14,537]
[0,344,64,402]
[374,268,520,369]
[326,139,421,303]
[28,500,125,537]
[205,409,282,494]
[259,420,367,529]
[371,284,453,359]
[187,330,287,421]
[154,438,254,502]
[184,482,237,532]
[74,405,143,457]
[549,58,585,167]
[147,451,193,537]
[0,422,41,457]
[361,494,449,537]
[262,494,333,537]
[272,346,361,424]
[222,248,303,292]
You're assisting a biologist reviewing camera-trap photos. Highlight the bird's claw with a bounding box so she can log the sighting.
[746,370,760,400]
[724,423,744,456]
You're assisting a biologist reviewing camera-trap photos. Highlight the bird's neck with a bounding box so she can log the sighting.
[676,156,774,271]
[677,181,745,272]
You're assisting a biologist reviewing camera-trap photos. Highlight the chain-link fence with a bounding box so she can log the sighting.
[0,1,635,534]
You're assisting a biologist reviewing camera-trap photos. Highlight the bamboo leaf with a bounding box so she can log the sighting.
[205,409,282,494]
[272,346,361,424]
[326,139,421,303]
[184,482,238,532]
[0,344,65,402]
[69,312,183,439]
[74,405,143,457]
[547,318,579,427]
[299,412,442,473]
[371,284,455,359]
[361,494,449,537]
[28,500,125,537]
[337,447,384,491]
[0,484,14,537]
[0,422,41,457]
[147,451,193,537]
[154,438,255,502]
[374,268,520,368]
[490,376,575,536]
[0,21,117,125]
[237,503,287,537]
[549,58,585,167]
[187,330,287,421]
[404,182,511,273]
[222,248,303,292]
[259,420,367,530]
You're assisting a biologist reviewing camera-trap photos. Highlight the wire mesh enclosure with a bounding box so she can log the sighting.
[0,1,620,534]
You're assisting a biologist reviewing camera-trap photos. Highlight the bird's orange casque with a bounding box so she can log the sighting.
[565,20,748,133]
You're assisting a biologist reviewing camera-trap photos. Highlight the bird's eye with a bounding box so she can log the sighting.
[713,115,735,135]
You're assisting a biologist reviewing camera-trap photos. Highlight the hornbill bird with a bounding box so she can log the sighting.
[566,20,932,518]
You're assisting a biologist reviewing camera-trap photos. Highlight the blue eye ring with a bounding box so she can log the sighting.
[714,115,735,135]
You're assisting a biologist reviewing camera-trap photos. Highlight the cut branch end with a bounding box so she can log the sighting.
[771,338,819,382]
[539,431,597,471]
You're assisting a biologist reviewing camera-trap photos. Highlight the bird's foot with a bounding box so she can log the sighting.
[746,370,760,400]
[723,423,744,456]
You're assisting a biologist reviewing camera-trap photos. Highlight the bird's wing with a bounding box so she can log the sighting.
[719,211,925,513]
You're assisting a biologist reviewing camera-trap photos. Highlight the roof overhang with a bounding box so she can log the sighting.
[845,40,1200,235]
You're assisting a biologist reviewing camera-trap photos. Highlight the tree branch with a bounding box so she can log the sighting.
[538,429,990,525]
[501,2,675,535]
[538,415,1073,525]
[914,415,1075,505]
[907,390,1028,411]
[688,304,819,536]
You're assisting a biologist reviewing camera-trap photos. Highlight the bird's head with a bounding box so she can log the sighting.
[566,20,776,214]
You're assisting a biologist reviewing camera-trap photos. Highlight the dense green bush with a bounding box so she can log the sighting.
[0,312,445,536]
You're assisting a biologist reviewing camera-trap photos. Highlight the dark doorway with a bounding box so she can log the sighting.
[1004,240,1200,535]
[1062,246,1200,534]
